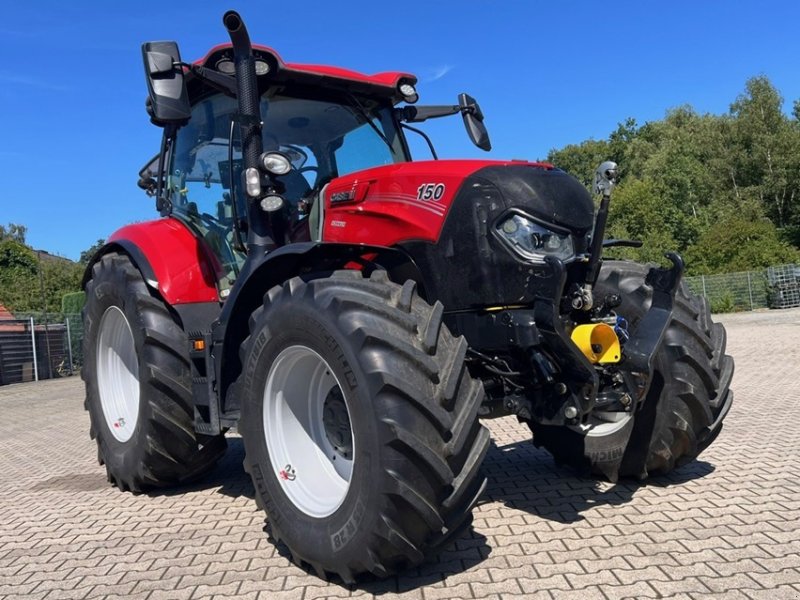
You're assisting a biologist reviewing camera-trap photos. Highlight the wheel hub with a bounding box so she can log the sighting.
[96,305,140,443]
[263,345,354,518]
[322,387,353,459]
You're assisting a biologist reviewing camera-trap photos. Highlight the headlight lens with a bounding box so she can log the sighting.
[496,214,574,263]
[260,152,292,175]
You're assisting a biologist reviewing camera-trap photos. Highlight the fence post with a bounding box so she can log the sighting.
[65,317,74,376]
[746,272,754,310]
[30,317,39,382]
[701,275,707,298]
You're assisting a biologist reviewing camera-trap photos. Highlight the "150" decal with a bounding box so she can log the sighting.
[417,183,445,201]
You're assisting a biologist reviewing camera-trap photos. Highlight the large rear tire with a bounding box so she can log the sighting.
[531,260,734,481]
[238,270,490,582]
[82,253,227,492]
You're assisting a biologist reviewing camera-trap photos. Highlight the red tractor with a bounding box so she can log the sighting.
[82,11,733,581]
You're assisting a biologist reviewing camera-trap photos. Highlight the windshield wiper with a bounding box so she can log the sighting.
[344,93,394,152]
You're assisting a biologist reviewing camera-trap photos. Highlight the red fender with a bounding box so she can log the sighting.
[108,217,219,305]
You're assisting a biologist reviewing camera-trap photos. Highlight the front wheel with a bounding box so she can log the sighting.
[82,252,227,492]
[237,271,489,582]
[530,260,734,481]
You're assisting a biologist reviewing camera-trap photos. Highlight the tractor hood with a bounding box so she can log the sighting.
[323,159,594,246]
[323,159,596,310]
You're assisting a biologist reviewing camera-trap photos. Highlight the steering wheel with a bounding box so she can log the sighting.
[198,212,222,228]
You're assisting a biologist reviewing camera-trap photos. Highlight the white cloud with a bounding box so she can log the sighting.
[0,73,71,92]
[425,65,454,83]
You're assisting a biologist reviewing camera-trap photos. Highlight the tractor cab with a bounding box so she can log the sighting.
[149,50,414,296]
[140,37,491,299]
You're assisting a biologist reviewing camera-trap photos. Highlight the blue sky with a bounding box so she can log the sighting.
[3,1,800,260]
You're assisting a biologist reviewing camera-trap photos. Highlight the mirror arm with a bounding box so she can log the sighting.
[184,64,238,96]
[154,127,176,214]
[397,105,461,123]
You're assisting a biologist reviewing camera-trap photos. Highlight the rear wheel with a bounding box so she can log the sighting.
[531,260,734,481]
[238,270,490,582]
[82,253,227,492]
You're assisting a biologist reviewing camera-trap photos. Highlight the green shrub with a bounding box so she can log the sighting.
[62,291,86,315]
[710,292,736,314]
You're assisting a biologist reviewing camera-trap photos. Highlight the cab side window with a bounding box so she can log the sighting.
[169,95,245,297]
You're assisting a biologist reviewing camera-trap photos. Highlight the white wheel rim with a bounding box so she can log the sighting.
[572,410,633,437]
[96,306,140,443]
[263,345,354,518]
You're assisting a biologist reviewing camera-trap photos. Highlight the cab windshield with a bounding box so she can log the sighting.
[167,89,407,295]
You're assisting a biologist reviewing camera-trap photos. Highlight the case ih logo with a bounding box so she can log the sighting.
[331,191,355,203]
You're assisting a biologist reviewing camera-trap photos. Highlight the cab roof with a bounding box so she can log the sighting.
[192,43,417,100]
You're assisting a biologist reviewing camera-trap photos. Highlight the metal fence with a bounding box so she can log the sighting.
[0,313,83,386]
[685,263,800,313]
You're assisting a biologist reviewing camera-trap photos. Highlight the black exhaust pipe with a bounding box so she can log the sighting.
[223,10,273,250]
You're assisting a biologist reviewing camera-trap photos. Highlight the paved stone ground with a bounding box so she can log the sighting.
[1,308,800,600]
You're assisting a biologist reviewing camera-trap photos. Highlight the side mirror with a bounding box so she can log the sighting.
[459,93,491,152]
[137,154,161,197]
[142,41,191,126]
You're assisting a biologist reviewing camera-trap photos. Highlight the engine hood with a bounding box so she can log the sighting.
[467,164,595,234]
[325,159,594,235]
[327,159,556,191]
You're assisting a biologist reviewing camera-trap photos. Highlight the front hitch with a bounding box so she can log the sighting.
[532,256,599,424]
[532,252,684,425]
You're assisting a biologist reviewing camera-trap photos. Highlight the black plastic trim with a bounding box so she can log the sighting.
[81,241,158,291]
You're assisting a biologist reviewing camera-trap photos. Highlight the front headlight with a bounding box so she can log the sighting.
[496,213,574,263]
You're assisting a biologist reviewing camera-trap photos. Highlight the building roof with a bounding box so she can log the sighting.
[0,303,14,321]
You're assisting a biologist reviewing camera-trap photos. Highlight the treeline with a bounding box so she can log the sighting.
[547,76,800,275]
[0,224,101,315]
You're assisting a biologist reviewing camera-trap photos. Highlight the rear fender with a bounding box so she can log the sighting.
[81,218,219,305]
[216,242,423,416]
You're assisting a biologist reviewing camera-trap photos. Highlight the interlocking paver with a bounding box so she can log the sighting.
[1,308,799,598]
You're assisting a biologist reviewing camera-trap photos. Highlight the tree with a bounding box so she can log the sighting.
[0,236,83,314]
[604,178,681,265]
[547,139,610,189]
[546,74,800,275]
[685,215,800,274]
[79,239,106,265]
[0,223,27,244]
[730,76,800,229]
[0,239,39,312]
[38,256,82,315]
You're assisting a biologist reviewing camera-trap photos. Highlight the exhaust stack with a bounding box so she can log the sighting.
[223,10,273,250]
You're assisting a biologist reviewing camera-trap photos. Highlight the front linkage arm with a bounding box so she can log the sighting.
[618,252,685,408]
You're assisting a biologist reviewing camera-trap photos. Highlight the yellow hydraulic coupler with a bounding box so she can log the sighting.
[570,323,621,364]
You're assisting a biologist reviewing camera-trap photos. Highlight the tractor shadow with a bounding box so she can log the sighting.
[144,436,256,499]
[482,437,716,525]
[145,429,715,593]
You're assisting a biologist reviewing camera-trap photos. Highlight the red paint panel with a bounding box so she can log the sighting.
[193,44,414,90]
[322,160,553,246]
[109,218,219,305]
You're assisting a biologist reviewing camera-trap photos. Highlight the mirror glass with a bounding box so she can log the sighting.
[142,41,191,125]
[458,93,491,151]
